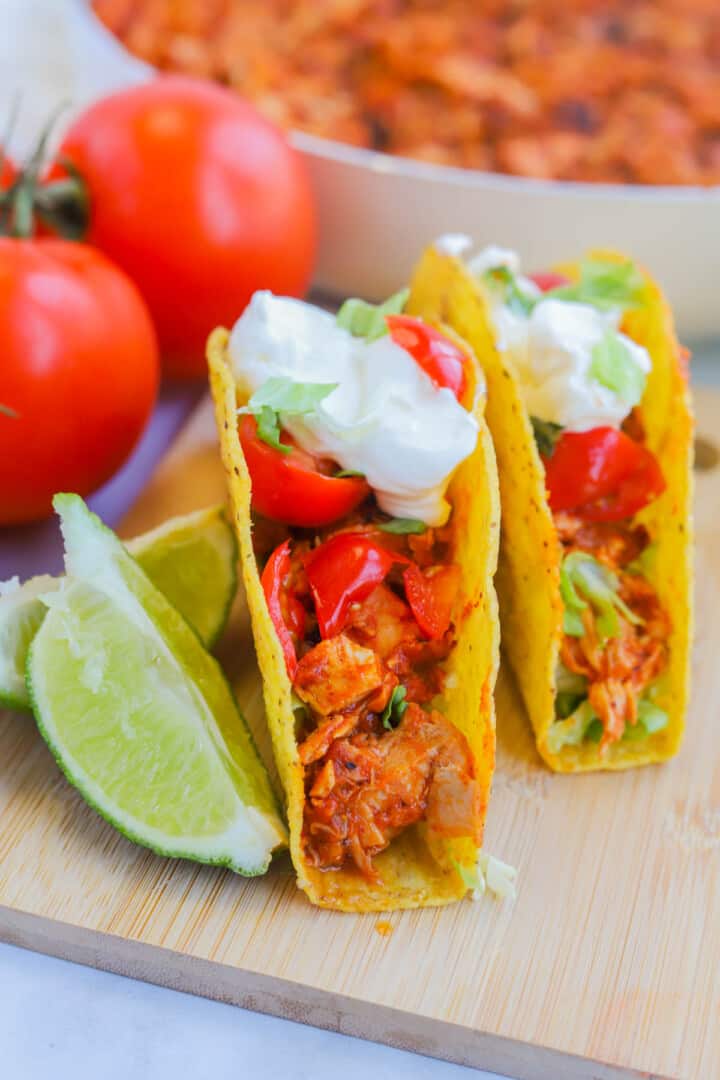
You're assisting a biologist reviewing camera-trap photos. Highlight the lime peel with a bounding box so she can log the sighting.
[0,505,236,711]
[28,495,286,875]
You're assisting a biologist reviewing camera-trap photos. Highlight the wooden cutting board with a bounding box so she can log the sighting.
[1,389,718,1080]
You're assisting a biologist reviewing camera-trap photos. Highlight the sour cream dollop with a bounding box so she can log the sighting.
[229,292,479,526]
[469,245,651,432]
[512,300,651,431]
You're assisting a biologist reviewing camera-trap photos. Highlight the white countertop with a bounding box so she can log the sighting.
[0,941,499,1080]
[3,349,716,1080]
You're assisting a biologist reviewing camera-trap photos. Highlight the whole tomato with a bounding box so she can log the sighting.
[1,153,16,188]
[58,76,316,378]
[0,240,159,525]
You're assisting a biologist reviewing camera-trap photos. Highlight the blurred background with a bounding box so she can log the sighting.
[2,0,717,561]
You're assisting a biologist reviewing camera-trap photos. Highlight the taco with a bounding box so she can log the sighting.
[208,291,500,910]
[408,242,692,772]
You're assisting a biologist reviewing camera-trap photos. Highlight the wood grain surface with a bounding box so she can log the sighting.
[1,391,718,1080]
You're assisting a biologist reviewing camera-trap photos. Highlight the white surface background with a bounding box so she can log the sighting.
[0,942,501,1080]
[2,352,716,1080]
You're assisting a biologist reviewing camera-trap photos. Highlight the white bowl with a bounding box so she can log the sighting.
[292,132,720,343]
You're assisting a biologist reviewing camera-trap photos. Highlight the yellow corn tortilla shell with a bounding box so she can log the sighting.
[208,326,500,910]
[408,247,693,772]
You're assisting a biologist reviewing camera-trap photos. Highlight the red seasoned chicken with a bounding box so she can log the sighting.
[560,572,670,747]
[303,704,479,878]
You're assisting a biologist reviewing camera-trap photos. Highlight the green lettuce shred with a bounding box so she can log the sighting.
[381,685,408,730]
[623,699,669,740]
[560,552,643,642]
[627,542,658,578]
[237,376,338,454]
[378,518,427,535]
[547,699,599,752]
[482,266,536,315]
[589,329,647,407]
[455,853,518,901]
[549,693,668,752]
[555,691,585,720]
[482,257,645,320]
[336,287,409,342]
[545,258,646,311]
[530,416,564,458]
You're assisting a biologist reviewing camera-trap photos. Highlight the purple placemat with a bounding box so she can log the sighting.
[0,383,203,582]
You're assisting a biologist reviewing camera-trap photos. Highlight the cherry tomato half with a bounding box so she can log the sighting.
[261,540,305,679]
[529,271,571,292]
[402,563,461,640]
[545,427,665,522]
[386,314,468,401]
[305,533,406,639]
[239,415,369,527]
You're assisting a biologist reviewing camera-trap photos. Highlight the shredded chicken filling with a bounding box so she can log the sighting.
[556,511,670,748]
[263,517,478,879]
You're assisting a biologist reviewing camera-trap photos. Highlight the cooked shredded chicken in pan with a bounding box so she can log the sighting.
[96,0,720,185]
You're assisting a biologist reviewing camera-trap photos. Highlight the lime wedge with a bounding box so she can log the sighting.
[128,505,237,650]
[28,495,286,873]
[0,505,236,711]
[0,576,56,710]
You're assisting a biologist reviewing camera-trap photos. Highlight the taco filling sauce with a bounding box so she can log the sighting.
[474,247,672,752]
[229,292,483,878]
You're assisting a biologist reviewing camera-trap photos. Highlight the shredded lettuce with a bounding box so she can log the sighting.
[482,265,536,315]
[381,685,408,730]
[623,698,669,740]
[544,258,646,311]
[590,329,647,406]
[482,258,644,320]
[638,698,669,733]
[555,663,587,696]
[378,518,427,535]
[627,542,658,578]
[238,376,338,454]
[559,558,588,636]
[241,376,338,415]
[555,691,585,719]
[456,852,518,901]
[336,287,409,342]
[547,699,598,752]
[561,552,643,642]
[586,718,604,742]
[530,416,564,458]
[550,693,668,751]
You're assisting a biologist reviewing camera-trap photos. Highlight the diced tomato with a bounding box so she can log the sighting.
[239,415,369,527]
[261,540,305,678]
[403,563,461,640]
[529,270,571,292]
[305,533,407,639]
[386,314,468,401]
[545,427,665,522]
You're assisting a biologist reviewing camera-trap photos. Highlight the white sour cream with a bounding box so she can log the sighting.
[514,300,651,431]
[466,244,522,278]
[229,292,479,526]
[434,233,473,258]
[469,245,651,432]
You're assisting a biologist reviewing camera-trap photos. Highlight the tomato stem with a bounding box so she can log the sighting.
[0,116,89,240]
